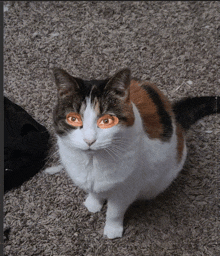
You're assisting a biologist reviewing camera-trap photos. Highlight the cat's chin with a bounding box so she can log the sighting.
[82,148,96,154]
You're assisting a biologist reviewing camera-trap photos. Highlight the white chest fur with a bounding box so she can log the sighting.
[57,134,141,193]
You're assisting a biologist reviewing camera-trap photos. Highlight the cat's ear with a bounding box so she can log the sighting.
[53,68,80,98]
[105,68,131,100]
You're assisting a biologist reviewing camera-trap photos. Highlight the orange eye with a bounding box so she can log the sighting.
[97,115,119,129]
[66,113,83,127]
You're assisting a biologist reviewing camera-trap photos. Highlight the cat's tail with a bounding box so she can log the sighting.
[172,96,220,130]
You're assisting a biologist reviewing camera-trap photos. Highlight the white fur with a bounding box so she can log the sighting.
[48,99,187,239]
[44,165,63,174]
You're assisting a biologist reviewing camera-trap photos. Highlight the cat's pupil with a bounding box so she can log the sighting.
[72,117,76,121]
[104,119,109,123]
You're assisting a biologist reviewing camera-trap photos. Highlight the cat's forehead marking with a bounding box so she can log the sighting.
[89,85,100,115]
[79,96,101,117]
[93,97,101,115]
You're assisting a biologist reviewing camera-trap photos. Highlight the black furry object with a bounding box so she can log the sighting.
[4,97,50,193]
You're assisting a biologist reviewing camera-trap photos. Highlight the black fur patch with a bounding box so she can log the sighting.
[141,84,173,141]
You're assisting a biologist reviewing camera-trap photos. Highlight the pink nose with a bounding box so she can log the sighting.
[84,139,96,146]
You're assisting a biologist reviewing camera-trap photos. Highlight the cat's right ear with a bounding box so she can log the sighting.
[53,68,80,98]
[105,68,131,101]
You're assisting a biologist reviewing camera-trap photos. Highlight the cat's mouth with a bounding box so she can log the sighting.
[84,148,96,153]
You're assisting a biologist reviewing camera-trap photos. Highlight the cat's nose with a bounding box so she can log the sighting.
[84,139,96,146]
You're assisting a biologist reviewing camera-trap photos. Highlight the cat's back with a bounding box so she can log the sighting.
[130,79,185,165]
[130,79,174,142]
[129,80,186,198]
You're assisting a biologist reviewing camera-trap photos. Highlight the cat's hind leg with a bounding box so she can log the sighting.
[44,165,63,174]
[84,193,105,213]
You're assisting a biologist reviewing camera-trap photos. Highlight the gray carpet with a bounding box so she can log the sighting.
[4,1,220,255]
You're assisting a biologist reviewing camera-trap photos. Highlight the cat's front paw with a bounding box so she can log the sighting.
[83,194,104,213]
[103,223,123,239]
[44,165,63,174]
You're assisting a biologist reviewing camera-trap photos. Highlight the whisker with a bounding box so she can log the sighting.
[98,149,108,159]
[103,148,117,161]
[107,147,124,161]
[48,150,59,159]
[113,141,131,151]
[107,147,121,160]
[98,143,112,150]
[112,137,130,145]
[110,145,127,154]
[113,139,129,145]
[106,149,119,161]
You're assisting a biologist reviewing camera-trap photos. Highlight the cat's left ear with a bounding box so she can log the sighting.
[105,68,131,100]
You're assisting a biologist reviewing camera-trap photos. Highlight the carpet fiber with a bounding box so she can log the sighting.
[4,1,220,255]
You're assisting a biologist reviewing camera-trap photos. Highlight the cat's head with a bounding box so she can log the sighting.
[53,68,135,152]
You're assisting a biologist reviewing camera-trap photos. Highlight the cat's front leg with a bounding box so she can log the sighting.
[104,195,136,239]
[84,193,105,213]
[44,165,63,174]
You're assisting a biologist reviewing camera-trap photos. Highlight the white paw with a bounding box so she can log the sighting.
[44,165,63,174]
[103,223,123,239]
[83,195,103,213]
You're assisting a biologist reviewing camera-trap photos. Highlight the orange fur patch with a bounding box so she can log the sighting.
[122,102,135,126]
[176,123,185,162]
[130,80,164,139]
[93,98,101,115]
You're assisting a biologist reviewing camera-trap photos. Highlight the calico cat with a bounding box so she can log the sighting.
[45,68,220,239]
